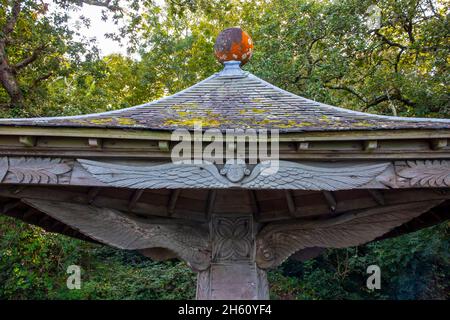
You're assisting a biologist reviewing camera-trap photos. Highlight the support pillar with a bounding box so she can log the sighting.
[196,214,269,300]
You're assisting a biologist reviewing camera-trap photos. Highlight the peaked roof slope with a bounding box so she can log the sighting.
[0,62,449,132]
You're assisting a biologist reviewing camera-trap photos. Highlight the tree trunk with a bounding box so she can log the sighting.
[0,41,24,109]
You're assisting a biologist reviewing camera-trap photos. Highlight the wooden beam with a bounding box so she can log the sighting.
[430,138,447,150]
[1,186,448,224]
[38,214,52,225]
[13,186,26,195]
[368,189,385,205]
[429,210,442,223]
[88,138,102,148]
[158,141,170,152]
[205,190,217,220]
[128,189,144,211]
[1,200,21,214]
[167,189,181,216]
[284,190,297,217]
[248,190,261,221]
[1,127,450,142]
[363,140,378,151]
[322,191,337,212]
[19,136,36,147]
[23,208,38,221]
[87,188,101,204]
[297,142,309,151]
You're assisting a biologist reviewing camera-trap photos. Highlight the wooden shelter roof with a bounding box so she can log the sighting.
[0,61,449,133]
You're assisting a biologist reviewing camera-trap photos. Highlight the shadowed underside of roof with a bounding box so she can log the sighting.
[0,63,449,132]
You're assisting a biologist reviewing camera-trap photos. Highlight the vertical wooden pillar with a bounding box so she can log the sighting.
[196,214,269,300]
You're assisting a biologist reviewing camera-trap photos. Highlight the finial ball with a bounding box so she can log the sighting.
[214,27,253,66]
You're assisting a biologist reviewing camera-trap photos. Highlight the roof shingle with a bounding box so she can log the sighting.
[1,61,449,132]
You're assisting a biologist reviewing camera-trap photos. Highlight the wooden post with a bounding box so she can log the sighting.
[196,214,269,300]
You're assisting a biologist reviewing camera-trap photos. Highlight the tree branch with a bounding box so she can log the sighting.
[80,0,122,11]
[365,91,416,109]
[31,71,54,88]
[394,48,404,74]
[374,30,407,50]
[324,84,367,104]
[13,45,47,71]
[2,0,22,37]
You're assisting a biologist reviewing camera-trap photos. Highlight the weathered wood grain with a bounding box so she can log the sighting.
[256,200,443,269]
[22,198,211,271]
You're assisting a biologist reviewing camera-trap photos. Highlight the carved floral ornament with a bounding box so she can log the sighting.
[396,160,450,187]
[212,215,253,262]
[0,156,449,189]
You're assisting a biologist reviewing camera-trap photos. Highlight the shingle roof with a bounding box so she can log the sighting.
[1,61,449,132]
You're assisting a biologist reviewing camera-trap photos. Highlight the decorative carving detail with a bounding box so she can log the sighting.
[0,157,71,184]
[212,215,253,262]
[78,159,228,188]
[219,159,251,183]
[79,159,389,190]
[23,199,211,271]
[255,200,442,269]
[397,160,450,187]
[244,161,389,190]
[0,157,7,182]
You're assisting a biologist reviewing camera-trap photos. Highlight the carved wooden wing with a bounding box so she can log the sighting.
[243,161,389,190]
[256,200,442,269]
[23,199,211,270]
[78,159,230,189]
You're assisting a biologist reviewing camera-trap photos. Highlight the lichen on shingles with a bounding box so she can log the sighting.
[353,121,373,127]
[164,117,221,128]
[69,117,138,126]
[5,69,448,132]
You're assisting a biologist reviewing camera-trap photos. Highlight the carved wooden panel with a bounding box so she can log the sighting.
[0,157,72,184]
[78,158,390,190]
[255,200,443,269]
[0,156,450,191]
[396,160,450,187]
[211,215,254,262]
[22,198,211,271]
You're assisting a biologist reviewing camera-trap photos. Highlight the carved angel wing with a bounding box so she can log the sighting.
[243,161,389,190]
[23,199,211,270]
[256,200,442,269]
[78,159,230,189]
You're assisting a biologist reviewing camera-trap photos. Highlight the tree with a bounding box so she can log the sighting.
[0,0,131,115]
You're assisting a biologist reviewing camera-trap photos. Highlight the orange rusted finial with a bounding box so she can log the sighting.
[214,27,253,66]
